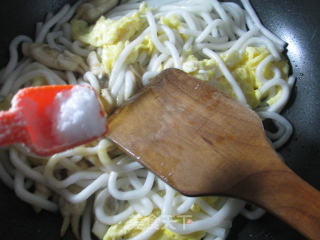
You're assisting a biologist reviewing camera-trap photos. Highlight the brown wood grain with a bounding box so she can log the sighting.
[108,68,320,239]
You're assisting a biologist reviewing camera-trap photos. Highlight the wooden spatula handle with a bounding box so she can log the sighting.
[229,156,320,239]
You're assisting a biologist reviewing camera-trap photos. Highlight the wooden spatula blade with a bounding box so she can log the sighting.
[108,68,274,196]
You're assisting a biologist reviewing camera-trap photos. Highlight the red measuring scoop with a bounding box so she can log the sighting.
[0,85,108,156]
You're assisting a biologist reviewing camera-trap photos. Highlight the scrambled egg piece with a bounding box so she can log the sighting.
[161,15,181,30]
[72,3,155,75]
[182,47,289,108]
[101,35,154,74]
[103,211,205,240]
[103,197,221,240]
[223,47,288,107]
[72,3,148,47]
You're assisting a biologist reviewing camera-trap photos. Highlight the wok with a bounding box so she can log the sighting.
[0,0,319,239]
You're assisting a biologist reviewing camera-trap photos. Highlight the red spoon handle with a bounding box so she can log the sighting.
[0,109,27,146]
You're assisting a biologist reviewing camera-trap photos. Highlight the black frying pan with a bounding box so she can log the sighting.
[0,0,319,239]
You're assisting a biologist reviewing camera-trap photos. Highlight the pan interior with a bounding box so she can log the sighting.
[0,1,319,239]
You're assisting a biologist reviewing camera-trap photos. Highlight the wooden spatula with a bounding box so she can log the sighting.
[108,68,320,239]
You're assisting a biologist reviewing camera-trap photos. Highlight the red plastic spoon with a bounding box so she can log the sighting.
[0,85,107,156]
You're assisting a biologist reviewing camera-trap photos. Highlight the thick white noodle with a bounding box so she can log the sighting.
[196,198,218,216]
[10,148,46,184]
[111,68,126,97]
[258,78,290,113]
[0,59,32,96]
[149,191,164,209]
[95,189,135,224]
[58,37,90,57]
[127,174,155,215]
[66,71,78,84]
[81,198,93,240]
[10,69,66,93]
[222,2,246,31]
[195,41,235,51]
[47,31,64,50]
[196,20,224,43]
[166,199,245,234]
[108,171,155,200]
[164,41,182,68]
[124,70,136,99]
[84,71,100,91]
[130,197,154,216]
[211,0,234,40]
[51,171,102,189]
[224,27,259,55]
[62,23,72,40]
[108,160,143,173]
[54,0,84,32]
[36,5,70,43]
[162,185,175,216]
[73,41,91,57]
[240,37,280,59]
[160,25,176,45]
[0,35,32,83]
[150,54,168,71]
[255,55,278,84]
[142,71,158,86]
[240,0,285,49]
[258,111,293,149]
[14,171,58,212]
[146,11,168,54]
[176,197,196,214]
[109,27,150,86]
[58,173,108,203]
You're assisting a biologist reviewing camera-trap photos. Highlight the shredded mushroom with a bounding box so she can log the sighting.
[22,42,88,74]
[74,0,119,23]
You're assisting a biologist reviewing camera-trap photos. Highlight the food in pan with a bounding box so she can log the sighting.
[0,0,294,239]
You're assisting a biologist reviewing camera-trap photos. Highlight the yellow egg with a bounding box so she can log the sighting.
[129,35,155,61]
[101,41,127,74]
[72,2,157,76]
[99,35,155,75]
[160,14,181,30]
[102,195,226,240]
[71,3,148,47]
[103,209,205,240]
[181,47,289,109]
[182,54,220,81]
[201,196,221,208]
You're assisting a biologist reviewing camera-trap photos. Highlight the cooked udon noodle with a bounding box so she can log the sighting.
[0,0,294,239]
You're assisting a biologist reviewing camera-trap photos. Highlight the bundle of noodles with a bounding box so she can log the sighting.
[0,0,294,239]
